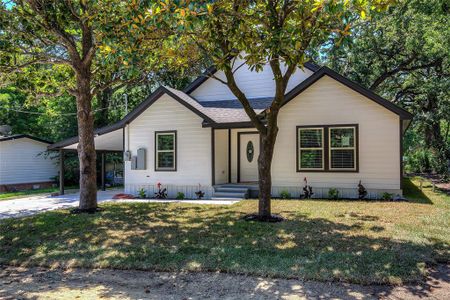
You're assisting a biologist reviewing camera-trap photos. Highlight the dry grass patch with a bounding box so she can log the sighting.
[0,178,448,284]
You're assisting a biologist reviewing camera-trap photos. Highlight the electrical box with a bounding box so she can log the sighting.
[137,148,146,170]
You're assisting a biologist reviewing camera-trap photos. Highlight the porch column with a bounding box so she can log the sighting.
[101,152,106,191]
[59,149,65,195]
[211,128,215,186]
[228,128,231,183]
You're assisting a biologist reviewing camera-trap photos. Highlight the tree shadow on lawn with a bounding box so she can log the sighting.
[0,203,447,299]
[403,178,433,204]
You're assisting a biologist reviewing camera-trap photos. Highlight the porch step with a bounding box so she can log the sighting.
[213,191,247,199]
[210,197,244,201]
[212,184,258,199]
[214,187,249,193]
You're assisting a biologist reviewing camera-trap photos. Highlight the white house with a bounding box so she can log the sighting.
[0,134,57,192]
[50,60,413,199]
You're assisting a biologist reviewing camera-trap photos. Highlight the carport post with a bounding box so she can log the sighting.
[59,149,65,195]
[101,152,106,191]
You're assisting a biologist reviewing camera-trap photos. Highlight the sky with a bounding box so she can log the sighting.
[2,0,14,10]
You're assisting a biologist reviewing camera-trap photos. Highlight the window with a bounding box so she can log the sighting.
[298,128,324,170]
[155,131,176,171]
[297,125,358,172]
[329,127,356,170]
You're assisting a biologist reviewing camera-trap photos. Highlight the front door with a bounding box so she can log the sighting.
[239,132,259,182]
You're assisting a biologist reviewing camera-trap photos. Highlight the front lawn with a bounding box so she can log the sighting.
[0,178,448,284]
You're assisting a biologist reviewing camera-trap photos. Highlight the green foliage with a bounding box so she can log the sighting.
[380,192,393,201]
[138,188,146,199]
[320,0,450,175]
[150,0,394,75]
[0,1,205,143]
[176,192,185,200]
[279,190,291,199]
[328,188,340,200]
[405,148,434,173]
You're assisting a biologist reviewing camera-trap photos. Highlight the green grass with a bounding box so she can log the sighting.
[0,188,58,201]
[0,178,448,284]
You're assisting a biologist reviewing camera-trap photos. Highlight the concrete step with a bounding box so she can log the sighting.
[215,187,249,193]
[213,191,247,199]
[211,197,244,201]
[216,184,257,189]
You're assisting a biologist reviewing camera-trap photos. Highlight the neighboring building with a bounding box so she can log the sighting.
[50,59,413,199]
[0,134,57,192]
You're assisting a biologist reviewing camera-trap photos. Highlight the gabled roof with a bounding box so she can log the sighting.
[0,134,52,144]
[183,61,321,94]
[279,66,413,120]
[50,64,413,150]
[49,86,218,150]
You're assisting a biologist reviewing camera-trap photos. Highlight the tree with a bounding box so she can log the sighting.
[0,0,167,211]
[148,0,393,220]
[320,0,450,175]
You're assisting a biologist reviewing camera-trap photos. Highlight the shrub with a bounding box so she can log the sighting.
[380,192,393,201]
[328,188,340,200]
[280,190,291,199]
[405,147,448,175]
[138,188,146,199]
[176,192,185,200]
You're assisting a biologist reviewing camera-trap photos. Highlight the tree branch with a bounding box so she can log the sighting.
[222,66,266,133]
[370,57,441,90]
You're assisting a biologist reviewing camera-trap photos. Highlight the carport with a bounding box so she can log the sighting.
[48,124,124,195]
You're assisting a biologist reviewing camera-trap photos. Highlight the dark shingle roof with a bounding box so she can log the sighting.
[199,98,273,109]
[0,134,52,144]
[165,87,268,123]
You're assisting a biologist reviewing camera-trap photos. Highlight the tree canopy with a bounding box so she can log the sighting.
[320,0,450,175]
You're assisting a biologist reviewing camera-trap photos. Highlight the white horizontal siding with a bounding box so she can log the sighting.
[124,94,212,195]
[272,75,401,190]
[191,57,313,101]
[0,138,58,185]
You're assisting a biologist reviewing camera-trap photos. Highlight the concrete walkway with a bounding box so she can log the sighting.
[0,191,240,220]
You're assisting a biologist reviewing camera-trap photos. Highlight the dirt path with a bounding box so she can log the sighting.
[0,265,448,300]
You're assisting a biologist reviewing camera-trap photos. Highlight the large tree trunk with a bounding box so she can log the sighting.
[75,69,97,211]
[257,127,278,218]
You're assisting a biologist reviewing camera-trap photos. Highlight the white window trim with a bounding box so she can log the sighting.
[298,127,325,171]
[155,132,176,171]
[328,126,357,171]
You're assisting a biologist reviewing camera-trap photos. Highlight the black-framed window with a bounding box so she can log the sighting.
[298,127,324,170]
[155,131,176,171]
[297,125,358,172]
[329,127,356,170]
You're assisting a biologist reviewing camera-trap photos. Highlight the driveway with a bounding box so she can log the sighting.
[0,191,239,220]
